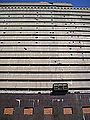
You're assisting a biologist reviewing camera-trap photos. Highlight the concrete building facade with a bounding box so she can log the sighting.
[0,2,90,120]
[0,2,90,92]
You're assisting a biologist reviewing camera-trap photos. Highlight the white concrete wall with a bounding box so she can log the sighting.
[0,3,90,90]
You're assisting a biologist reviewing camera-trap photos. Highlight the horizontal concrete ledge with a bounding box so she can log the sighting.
[0,2,73,7]
[0,90,90,94]
[0,88,90,91]
[0,81,90,89]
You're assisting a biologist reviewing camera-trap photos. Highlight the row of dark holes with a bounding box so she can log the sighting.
[0,35,81,38]
[2,15,89,19]
[0,41,83,43]
[2,26,83,29]
[1,21,88,25]
[2,30,86,34]
[5,15,87,17]
[0,6,89,10]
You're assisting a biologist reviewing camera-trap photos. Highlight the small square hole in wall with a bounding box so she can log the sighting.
[4,108,14,115]
[24,108,33,115]
[44,108,53,115]
[82,107,90,114]
[63,107,73,115]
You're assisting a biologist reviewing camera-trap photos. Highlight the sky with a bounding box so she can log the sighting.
[0,0,90,7]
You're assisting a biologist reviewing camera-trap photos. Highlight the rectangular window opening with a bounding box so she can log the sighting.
[63,107,73,115]
[24,108,33,115]
[4,108,14,115]
[44,107,53,115]
[82,107,90,114]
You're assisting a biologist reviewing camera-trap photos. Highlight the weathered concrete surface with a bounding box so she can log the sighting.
[0,2,90,91]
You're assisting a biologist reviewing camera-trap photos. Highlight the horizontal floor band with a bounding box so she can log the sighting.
[0,44,90,47]
[0,25,90,27]
[0,57,89,59]
[0,64,89,66]
[0,10,90,13]
[0,34,90,36]
[0,39,89,41]
[0,88,89,90]
[0,17,90,20]
[0,81,90,87]
[0,71,90,73]
[0,21,90,23]
[0,79,89,82]
[0,13,90,16]
[0,28,90,32]
[0,51,89,53]
[0,73,89,79]
[0,65,90,70]
[0,9,90,13]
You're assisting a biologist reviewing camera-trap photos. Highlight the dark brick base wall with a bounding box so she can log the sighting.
[0,93,90,120]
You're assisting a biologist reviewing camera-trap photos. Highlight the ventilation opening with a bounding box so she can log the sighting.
[82,107,90,114]
[44,107,53,115]
[24,108,33,115]
[4,108,14,115]
[63,107,73,115]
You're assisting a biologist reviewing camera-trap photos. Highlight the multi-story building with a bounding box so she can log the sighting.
[0,2,90,120]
